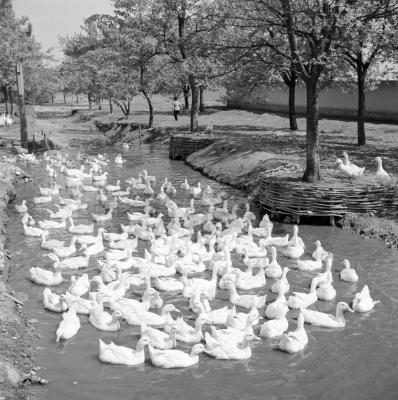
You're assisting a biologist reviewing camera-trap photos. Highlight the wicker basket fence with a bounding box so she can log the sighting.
[169,134,216,160]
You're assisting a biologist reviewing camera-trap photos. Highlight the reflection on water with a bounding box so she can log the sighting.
[7,144,398,400]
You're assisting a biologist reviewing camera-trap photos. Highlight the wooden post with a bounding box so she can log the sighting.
[139,125,142,144]
[16,64,28,148]
[32,134,36,152]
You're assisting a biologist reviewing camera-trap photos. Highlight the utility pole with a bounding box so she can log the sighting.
[16,63,28,148]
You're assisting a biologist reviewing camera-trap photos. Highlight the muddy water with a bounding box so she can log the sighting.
[7,144,398,400]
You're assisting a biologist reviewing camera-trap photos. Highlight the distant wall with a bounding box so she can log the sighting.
[226,81,398,123]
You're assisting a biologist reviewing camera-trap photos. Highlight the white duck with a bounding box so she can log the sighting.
[352,285,380,313]
[38,219,66,230]
[68,217,94,234]
[63,292,94,315]
[140,324,177,350]
[190,182,202,198]
[295,253,322,272]
[105,180,121,192]
[180,178,190,190]
[225,281,266,309]
[265,285,289,320]
[316,273,336,301]
[277,312,308,353]
[99,337,150,366]
[340,259,359,283]
[375,156,391,185]
[148,343,205,369]
[264,246,283,279]
[15,200,28,213]
[342,152,365,176]
[301,302,354,328]
[69,274,90,297]
[23,223,49,238]
[204,333,254,360]
[91,208,113,222]
[312,240,328,261]
[29,266,63,286]
[43,288,68,312]
[271,267,290,294]
[48,252,90,270]
[52,236,78,258]
[55,305,81,342]
[89,303,123,331]
[335,159,364,178]
[259,306,289,338]
[287,277,319,309]
[283,226,305,259]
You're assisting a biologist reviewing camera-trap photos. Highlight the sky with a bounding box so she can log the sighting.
[13,0,114,61]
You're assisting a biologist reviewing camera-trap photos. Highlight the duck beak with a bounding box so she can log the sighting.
[347,307,355,313]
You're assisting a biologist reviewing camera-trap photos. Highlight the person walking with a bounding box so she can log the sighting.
[172,96,182,121]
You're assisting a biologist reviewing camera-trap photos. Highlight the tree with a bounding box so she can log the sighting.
[341,0,398,145]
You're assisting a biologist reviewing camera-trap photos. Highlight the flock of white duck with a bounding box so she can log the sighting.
[14,151,380,369]
[335,151,392,184]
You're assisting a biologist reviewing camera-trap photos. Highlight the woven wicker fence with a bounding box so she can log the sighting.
[259,174,398,218]
[169,134,216,160]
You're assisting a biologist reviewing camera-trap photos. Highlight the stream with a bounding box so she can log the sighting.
[6,143,398,400]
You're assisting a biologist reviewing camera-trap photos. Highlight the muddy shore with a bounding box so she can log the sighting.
[0,158,46,400]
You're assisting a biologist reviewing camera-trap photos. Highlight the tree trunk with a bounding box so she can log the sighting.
[357,66,366,146]
[199,86,205,113]
[183,85,190,110]
[3,86,9,114]
[118,101,131,118]
[9,88,14,115]
[141,89,153,128]
[88,95,92,109]
[302,78,321,183]
[189,76,200,132]
[288,79,298,130]
[98,98,102,110]
[51,93,54,104]
[63,91,66,104]
[76,94,79,103]
[109,98,113,114]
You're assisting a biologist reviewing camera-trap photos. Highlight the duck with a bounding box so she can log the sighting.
[301,302,354,328]
[29,266,63,286]
[154,277,184,292]
[33,195,52,204]
[144,180,154,196]
[21,212,35,227]
[52,236,78,258]
[114,154,125,164]
[375,157,391,185]
[140,324,177,350]
[316,272,336,301]
[105,180,121,192]
[352,285,380,313]
[180,178,190,190]
[295,253,322,272]
[99,337,150,366]
[140,170,156,184]
[259,306,289,338]
[265,285,289,320]
[282,227,305,259]
[119,196,147,207]
[69,274,90,297]
[55,305,81,342]
[96,189,107,203]
[204,333,254,360]
[40,234,64,250]
[287,277,319,309]
[148,343,205,369]
[91,208,113,222]
[277,311,308,353]
[15,199,28,213]
[335,159,364,178]
[211,314,259,344]
[23,223,49,238]
[312,240,329,261]
[38,219,66,230]
[225,281,266,309]
[48,252,90,270]
[342,152,365,176]
[88,303,123,331]
[242,203,256,223]
[68,217,94,234]
[173,316,207,343]
[82,184,99,192]
[43,288,68,313]
[259,228,289,247]
[264,247,283,279]
[195,301,230,325]
[234,265,266,291]
[45,205,73,220]
[190,182,202,198]
[259,213,273,230]
[340,259,359,283]
[271,267,290,294]
[226,300,260,330]
[83,238,105,256]
[63,292,94,315]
